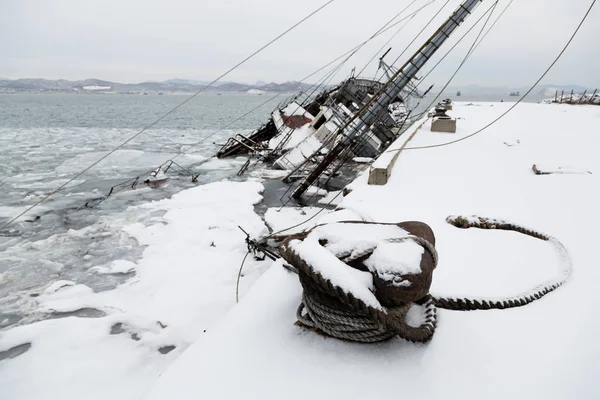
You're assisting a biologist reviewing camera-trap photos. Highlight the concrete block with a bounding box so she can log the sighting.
[368,167,391,185]
[368,116,428,186]
[431,118,456,133]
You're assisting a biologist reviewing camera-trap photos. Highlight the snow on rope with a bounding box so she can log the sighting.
[279,217,572,343]
[435,215,572,311]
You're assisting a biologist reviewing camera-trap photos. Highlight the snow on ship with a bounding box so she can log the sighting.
[216,74,412,173]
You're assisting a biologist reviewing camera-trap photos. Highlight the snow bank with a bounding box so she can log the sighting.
[0,180,273,399]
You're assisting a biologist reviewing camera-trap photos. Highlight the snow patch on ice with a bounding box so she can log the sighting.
[317,190,343,206]
[92,260,136,275]
[44,280,76,294]
[305,185,328,196]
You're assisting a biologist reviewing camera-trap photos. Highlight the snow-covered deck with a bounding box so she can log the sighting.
[146,102,600,399]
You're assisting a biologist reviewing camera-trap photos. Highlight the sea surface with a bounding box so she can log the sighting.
[0,92,283,327]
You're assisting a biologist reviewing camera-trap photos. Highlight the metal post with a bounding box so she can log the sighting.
[560,90,564,103]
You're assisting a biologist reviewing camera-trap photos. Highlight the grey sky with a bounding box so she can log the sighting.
[1,0,598,87]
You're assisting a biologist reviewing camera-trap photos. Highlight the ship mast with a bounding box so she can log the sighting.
[292,0,483,199]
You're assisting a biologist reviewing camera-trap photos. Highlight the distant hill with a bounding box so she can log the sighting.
[0,78,314,94]
[2,78,592,99]
[164,78,240,87]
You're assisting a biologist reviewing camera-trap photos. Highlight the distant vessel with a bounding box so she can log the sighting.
[456,90,461,97]
[510,91,520,97]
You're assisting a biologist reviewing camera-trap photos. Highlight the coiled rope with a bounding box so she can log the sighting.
[280,216,572,343]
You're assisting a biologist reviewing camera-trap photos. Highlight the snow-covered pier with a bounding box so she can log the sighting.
[146,102,600,399]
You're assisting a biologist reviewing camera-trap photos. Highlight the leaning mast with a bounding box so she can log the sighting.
[292,0,484,199]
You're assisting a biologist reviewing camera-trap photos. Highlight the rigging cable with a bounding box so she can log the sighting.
[355,0,422,77]
[412,0,499,115]
[416,0,513,90]
[375,0,451,83]
[0,0,335,230]
[403,0,596,150]
[470,0,515,54]
[384,0,510,125]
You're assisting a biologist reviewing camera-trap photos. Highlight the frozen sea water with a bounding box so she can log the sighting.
[0,92,279,327]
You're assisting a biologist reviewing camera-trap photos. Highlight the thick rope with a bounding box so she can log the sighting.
[282,216,572,343]
[434,215,572,310]
[281,223,440,343]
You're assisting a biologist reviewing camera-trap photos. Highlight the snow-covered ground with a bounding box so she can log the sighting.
[143,102,599,399]
[2,102,599,399]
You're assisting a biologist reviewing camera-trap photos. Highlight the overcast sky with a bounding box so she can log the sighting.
[1,0,598,88]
